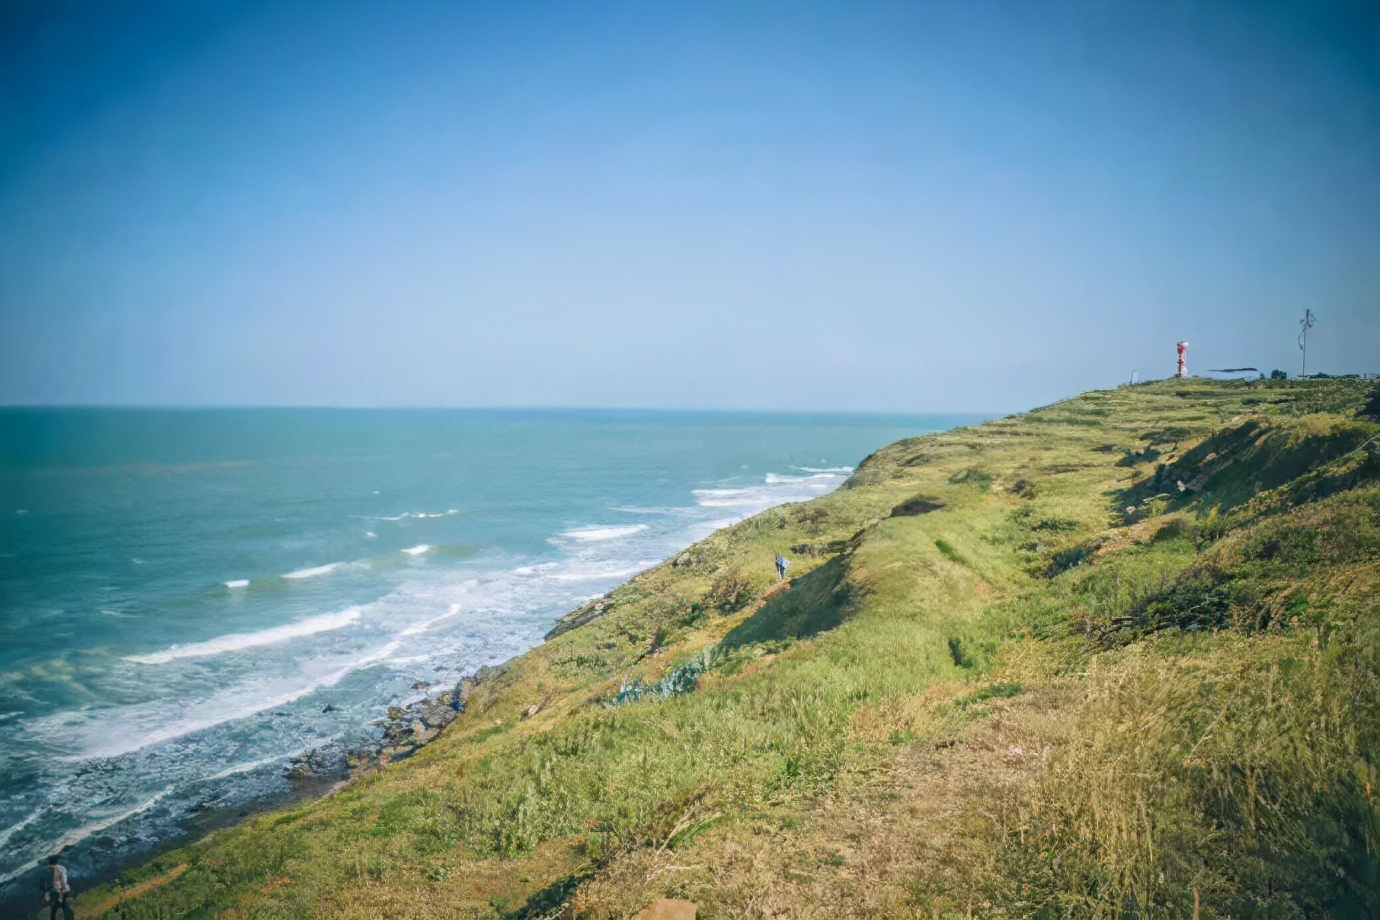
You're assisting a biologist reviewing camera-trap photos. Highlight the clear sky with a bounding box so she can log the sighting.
[1,0,1376,411]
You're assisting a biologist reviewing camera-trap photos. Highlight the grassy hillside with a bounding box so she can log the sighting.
[69,378,1380,919]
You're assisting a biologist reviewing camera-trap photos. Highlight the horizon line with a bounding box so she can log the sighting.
[0,403,1000,416]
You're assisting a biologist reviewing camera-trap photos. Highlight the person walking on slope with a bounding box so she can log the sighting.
[42,854,74,920]
[774,552,789,581]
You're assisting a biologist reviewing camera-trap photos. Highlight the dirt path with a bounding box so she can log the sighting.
[81,864,187,916]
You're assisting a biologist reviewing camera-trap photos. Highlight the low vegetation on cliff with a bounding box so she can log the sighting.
[74,378,1380,919]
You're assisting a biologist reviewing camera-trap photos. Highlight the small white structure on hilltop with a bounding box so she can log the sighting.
[1177,341,1189,378]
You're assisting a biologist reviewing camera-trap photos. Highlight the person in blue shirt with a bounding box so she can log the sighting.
[774,553,789,581]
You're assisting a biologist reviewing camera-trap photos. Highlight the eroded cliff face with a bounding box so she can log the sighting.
[77,378,1380,920]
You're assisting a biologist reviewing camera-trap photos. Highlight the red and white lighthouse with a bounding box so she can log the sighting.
[1176,341,1189,378]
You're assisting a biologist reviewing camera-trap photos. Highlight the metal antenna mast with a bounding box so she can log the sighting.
[1298,309,1316,378]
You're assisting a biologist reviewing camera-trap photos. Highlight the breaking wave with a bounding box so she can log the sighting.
[561,524,648,541]
[282,562,344,580]
[124,608,362,664]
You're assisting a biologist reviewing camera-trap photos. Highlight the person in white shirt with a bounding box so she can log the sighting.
[44,854,73,920]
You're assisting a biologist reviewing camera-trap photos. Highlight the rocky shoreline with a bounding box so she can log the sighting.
[0,660,523,918]
[283,662,510,785]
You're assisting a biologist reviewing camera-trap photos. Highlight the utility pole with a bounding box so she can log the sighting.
[1298,309,1316,378]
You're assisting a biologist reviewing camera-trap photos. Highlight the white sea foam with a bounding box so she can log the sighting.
[224,579,249,589]
[692,488,769,508]
[282,562,344,580]
[0,787,174,887]
[694,468,848,510]
[399,602,464,637]
[124,608,362,664]
[385,653,432,665]
[401,544,431,555]
[49,535,670,762]
[765,472,838,484]
[561,524,648,542]
[549,564,650,582]
[795,465,854,474]
[203,746,318,782]
[0,807,42,852]
[608,505,695,516]
[48,662,375,760]
[364,531,378,539]
[514,558,650,582]
[377,509,459,521]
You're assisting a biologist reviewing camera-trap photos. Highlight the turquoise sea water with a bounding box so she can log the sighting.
[0,408,980,895]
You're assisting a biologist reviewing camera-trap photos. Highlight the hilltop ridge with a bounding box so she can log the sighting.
[69,378,1380,919]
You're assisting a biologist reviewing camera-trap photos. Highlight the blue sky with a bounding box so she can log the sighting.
[1,0,1376,411]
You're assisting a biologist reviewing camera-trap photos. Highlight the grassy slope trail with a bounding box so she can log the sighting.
[71,378,1380,919]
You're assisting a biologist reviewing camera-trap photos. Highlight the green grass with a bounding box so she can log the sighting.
[67,378,1380,920]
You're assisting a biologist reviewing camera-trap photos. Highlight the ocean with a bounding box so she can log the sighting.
[0,407,979,896]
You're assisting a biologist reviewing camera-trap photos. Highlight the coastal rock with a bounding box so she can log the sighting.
[520,694,553,720]
[285,745,350,781]
[381,718,412,746]
[286,662,508,785]
[418,691,460,729]
[410,719,437,744]
[545,596,613,639]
